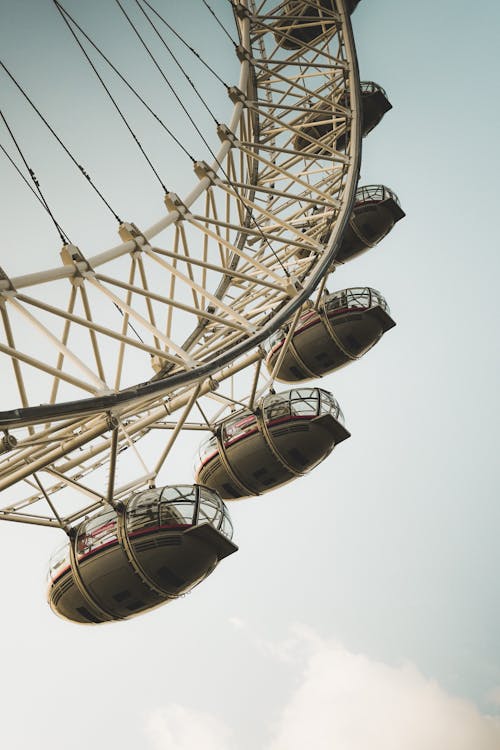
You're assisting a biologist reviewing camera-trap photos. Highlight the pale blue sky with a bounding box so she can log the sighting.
[0,1,499,748]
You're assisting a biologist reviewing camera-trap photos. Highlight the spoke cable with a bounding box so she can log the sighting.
[0,141,70,239]
[114,0,216,159]
[140,0,230,88]
[53,0,168,194]
[112,301,145,344]
[202,0,239,46]
[1,60,122,225]
[128,0,290,277]
[52,1,195,164]
[0,109,69,244]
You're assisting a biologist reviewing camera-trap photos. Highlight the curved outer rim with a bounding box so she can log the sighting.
[0,0,362,431]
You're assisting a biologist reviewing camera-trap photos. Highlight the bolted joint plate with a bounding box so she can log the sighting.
[227,86,246,105]
[217,124,237,146]
[164,192,192,219]
[193,161,220,185]
[60,244,94,280]
[118,222,148,248]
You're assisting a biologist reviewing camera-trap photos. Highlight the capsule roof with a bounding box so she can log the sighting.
[293,81,392,154]
[264,287,395,382]
[195,387,349,499]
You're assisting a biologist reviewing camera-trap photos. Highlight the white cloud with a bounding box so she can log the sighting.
[268,633,500,750]
[144,704,231,750]
[487,687,500,708]
[144,628,500,750]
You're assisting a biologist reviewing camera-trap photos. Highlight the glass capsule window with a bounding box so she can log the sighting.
[264,394,294,421]
[126,485,196,530]
[319,390,345,423]
[263,286,390,357]
[76,508,118,559]
[222,412,257,444]
[159,501,190,527]
[198,487,233,539]
[48,542,70,582]
[289,388,321,417]
[127,489,161,534]
[196,486,229,531]
[324,287,390,315]
[48,485,233,582]
[355,184,401,207]
[360,80,388,97]
[265,327,287,353]
[196,435,218,467]
[204,389,343,450]
[262,387,342,422]
[126,485,234,539]
[219,514,234,539]
[197,490,221,526]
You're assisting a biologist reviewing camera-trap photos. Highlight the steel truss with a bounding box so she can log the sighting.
[0,0,361,529]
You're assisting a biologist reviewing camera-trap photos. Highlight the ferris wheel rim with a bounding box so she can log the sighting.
[0,0,362,432]
[0,0,369,528]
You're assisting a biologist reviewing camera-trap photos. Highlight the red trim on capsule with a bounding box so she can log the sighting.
[49,522,192,584]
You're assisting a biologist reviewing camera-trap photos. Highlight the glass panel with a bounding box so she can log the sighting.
[263,327,286,354]
[324,287,389,314]
[198,495,221,525]
[127,489,161,533]
[160,486,196,504]
[289,388,319,417]
[264,394,292,421]
[198,505,221,526]
[159,501,194,527]
[196,488,233,539]
[222,411,257,443]
[355,184,399,206]
[158,486,196,527]
[77,508,117,558]
[361,80,387,97]
[197,435,218,466]
[318,389,342,421]
[48,542,70,581]
[219,514,233,539]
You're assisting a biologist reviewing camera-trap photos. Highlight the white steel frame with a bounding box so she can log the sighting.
[0,0,361,529]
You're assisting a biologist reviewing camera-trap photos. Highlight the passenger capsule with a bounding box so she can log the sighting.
[194,388,349,500]
[265,287,395,382]
[336,184,405,264]
[274,1,360,51]
[48,485,237,624]
[294,82,392,154]
[295,184,404,262]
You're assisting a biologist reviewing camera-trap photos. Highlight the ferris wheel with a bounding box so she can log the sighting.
[0,0,404,623]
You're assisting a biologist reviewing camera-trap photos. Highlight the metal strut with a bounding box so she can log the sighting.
[255,408,305,478]
[319,307,359,360]
[115,504,176,598]
[215,429,256,497]
[69,533,119,622]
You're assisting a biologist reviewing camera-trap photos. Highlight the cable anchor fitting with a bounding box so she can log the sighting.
[118,222,148,252]
[0,267,16,296]
[234,45,250,62]
[227,86,246,105]
[60,244,95,284]
[216,123,237,147]
[193,161,221,186]
[1,432,17,454]
[164,192,193,220]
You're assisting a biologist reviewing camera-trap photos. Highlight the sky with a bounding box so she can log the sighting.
[0,1,500,749]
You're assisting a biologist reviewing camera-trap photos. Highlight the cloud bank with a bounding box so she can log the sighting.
[145,703,231,750]
[145,628,500,750]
